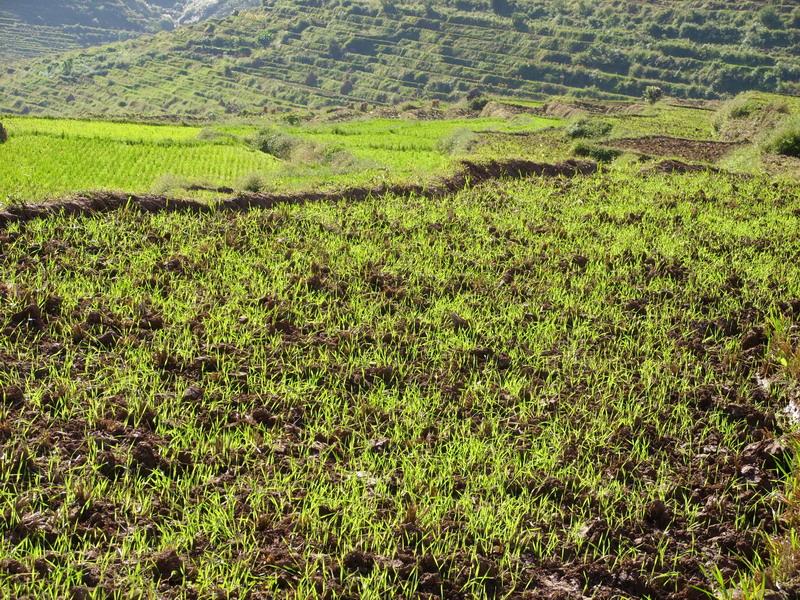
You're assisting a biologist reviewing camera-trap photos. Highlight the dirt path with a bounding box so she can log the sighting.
[0,159,596,229]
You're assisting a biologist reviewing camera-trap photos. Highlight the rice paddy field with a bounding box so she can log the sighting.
[1,93,800,599]
[0,113,559,203]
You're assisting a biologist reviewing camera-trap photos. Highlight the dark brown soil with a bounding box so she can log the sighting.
[607,136,742,163]
[0,159,596,230]
[641,160,721,175]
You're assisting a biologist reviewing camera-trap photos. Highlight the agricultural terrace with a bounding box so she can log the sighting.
[0,91,800,598]
[1,166,800,598]
[0,113,558,203]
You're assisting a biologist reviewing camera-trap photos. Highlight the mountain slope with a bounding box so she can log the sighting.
[1,0,799,118]
[0,1,260,59]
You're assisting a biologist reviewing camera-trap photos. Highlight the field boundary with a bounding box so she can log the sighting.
[0,158,596,229]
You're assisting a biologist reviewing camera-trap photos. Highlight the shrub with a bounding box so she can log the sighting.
[727,97,761,119]
[237,173,268,193]
[572,142,621,163]
[257,31,272,47]
[491,0,510,16]
[511,13,527,31]
[565,118,612,139]
[643,85,664,104]
[197,128,239,143]
[758,6,784,30]
[468,95,489,111]
[763,117,800,158]
[0,121,7,144]
[713,94,790,132]
[251,129,298,159]
[151,173,194,194]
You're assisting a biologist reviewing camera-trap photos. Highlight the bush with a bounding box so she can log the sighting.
[572,142,621,163]
[565,118,612,139]
[758,6,784,30]
[0,121,7,144]
[643,85,664,104]
[237,173,268,193]
[763,117,800,158]
[727,98,761,119]
[713,94,790,132]
[511,13,527,31]
[197,128,239,143]
[251,129,298,159]
[468,95,489,111]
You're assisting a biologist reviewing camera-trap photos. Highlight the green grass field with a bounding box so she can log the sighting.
[0,113,559,202]
[2,164,800,598]
[1,90,800,598]
[3,92,799,206]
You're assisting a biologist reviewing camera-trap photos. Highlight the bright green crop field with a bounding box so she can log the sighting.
[2,165,800,598]
[1,92,800,599]
[3,92,799,205]
[0,113,559,203]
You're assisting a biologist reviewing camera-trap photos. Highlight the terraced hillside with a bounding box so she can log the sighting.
[0,2,161,60]
[1,0,799,118]
[0,1,259,60]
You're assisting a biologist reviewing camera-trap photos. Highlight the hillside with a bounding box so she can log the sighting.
[1,0,799,118]
[0,1,259,60]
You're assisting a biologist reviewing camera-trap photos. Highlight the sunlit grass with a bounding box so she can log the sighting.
[0,167,798,597]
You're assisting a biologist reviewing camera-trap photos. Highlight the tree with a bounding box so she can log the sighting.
[327,39,343,59]
[759,6,784,30]
[791,7,800,28]
[0,121,7,144]
[491,0,510,16]
[257,31,272,47]
[644,85,664,104]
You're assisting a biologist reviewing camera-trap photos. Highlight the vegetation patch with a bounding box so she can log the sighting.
[762,117,800,158]
[0,169,798,598]
[436,128,479,155]
[572,141,621,163]
[565,118,613,140]
[3,1,800,118]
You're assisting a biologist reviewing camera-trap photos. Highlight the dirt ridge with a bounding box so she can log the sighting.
[0,159,597,229]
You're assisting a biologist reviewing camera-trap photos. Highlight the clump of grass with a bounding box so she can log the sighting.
[318,147,364,172]
[572,141,621,162]
[151,173,190,194]
[713,94,789,133]
[237,172,268,192]
[437,128,478,155]
[197,127,239,144]
[565,118,612,139]
[762,117,800,158]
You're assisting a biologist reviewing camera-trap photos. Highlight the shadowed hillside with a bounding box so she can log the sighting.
[0,1,260,59]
